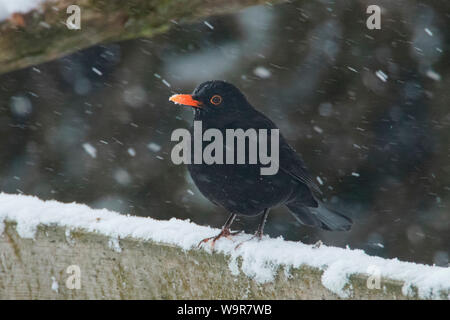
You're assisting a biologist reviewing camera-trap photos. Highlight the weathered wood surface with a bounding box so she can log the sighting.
[0,0,284,75]
[0,220,430,300]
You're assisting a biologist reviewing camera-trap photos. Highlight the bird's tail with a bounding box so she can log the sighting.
[286,200,352,231]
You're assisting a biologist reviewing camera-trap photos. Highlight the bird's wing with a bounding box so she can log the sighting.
[278,135,322,195]
[244,111,322,195]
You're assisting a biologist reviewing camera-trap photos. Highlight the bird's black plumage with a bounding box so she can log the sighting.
[170,80,352,244]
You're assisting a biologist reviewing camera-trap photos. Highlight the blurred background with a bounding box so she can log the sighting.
[0,0,448,266]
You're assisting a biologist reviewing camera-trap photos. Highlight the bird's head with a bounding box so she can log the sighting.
[169,80,252,121]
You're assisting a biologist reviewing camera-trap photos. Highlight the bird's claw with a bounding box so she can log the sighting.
[197,229,242,249]
[234,231,263,250]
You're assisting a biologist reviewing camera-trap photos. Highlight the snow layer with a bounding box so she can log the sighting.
[0,0,47,21]
[0,193,448,299]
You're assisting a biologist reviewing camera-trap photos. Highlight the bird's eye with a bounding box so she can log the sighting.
[210,95,222,106]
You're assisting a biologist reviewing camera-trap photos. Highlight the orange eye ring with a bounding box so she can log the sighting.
[210,95,222,106]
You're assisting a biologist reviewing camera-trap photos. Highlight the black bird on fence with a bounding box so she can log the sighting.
[169,80,352,247]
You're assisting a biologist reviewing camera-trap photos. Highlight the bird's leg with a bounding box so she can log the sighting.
[197,213,241,248]
[252,208,269,240]
[235,208,270,249]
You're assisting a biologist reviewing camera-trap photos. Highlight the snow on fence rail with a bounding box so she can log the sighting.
[0,193,448,299]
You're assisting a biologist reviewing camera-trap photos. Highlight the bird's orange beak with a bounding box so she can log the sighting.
[169,94,203,108]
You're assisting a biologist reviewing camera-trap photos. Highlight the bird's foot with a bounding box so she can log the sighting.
[234,231,263,250]
[197,229,242,249]
[312,240,323,249]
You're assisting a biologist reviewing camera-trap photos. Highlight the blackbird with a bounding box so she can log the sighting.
[169,80,352,246]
